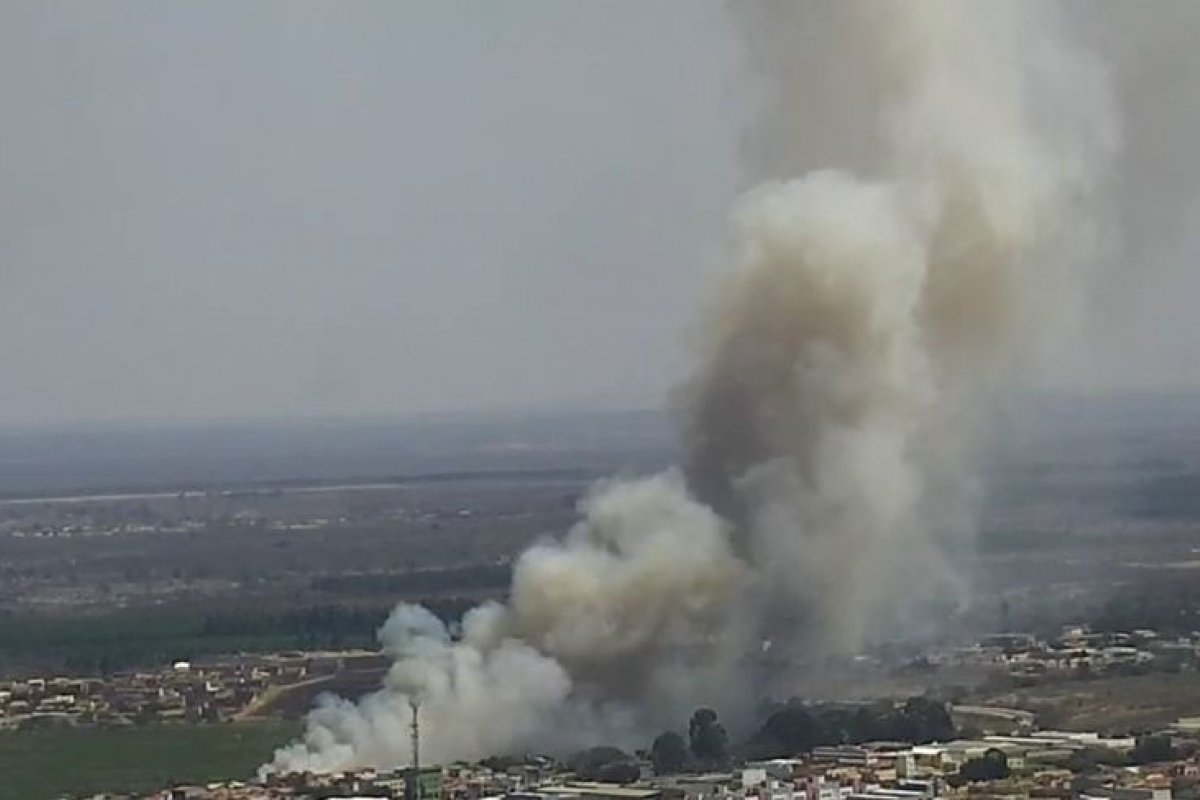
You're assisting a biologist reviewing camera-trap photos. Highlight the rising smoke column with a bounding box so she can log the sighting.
[268,0,1114,774]
[683,1,1115,653]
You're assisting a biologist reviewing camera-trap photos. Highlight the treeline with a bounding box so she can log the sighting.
[656,698,954,773]
[197,606,384,641]
[569,708,733,782]
[511,703,1195,783]
[739,696,956,760]
[0,608,298,676]
[564,698,957,782]
[310,564,511,597]
[0,604,385,676]
[0,592,492,676]
[199,598,480,638]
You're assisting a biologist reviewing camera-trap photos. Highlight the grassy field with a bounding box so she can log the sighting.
[0,722,300,800]
[971,672,1200,734]
[0,605,382,676]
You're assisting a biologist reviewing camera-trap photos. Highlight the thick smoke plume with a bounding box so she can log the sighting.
[268,0,1114,774]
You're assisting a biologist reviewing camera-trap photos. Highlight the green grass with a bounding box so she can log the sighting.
[0,722,300,800]
[0,606,381,675]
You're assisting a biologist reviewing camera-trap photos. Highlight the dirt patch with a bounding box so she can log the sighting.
[241,667,389,720]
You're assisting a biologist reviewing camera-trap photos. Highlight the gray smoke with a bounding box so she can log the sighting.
[267,0,1114,774]
[682,0,1115,653]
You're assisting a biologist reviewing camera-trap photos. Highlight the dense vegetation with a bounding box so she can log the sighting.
[310,563,511,596]
[0,591,499,675]
[739,697,955,761]
[0,722,298,800]
[0,605,386,675]
[642,698,956,775]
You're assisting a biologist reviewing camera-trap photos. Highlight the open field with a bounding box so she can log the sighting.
[0,604,385,675]
[0,722,299,800]
[971,672,1200,734]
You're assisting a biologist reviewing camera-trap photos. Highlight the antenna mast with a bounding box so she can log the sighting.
[409,698,422,800]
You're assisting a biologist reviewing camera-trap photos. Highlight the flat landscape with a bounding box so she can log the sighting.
[2,398,1200,797]
[970,673,1200,735]
[2,4,1196,797]
[0,722,298,800]
[2,399,1200,677]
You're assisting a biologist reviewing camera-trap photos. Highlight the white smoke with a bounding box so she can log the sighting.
[270,605,632,772]
[271,474,746,772]
[268,0,1115,774]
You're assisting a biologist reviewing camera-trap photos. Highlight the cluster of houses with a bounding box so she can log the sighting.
[66,723,1200,800]
[930,627,1199,677]
[35,625,1200,800]
[0,652,352,729]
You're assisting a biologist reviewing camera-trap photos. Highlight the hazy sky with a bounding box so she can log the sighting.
[0,2,1196,427]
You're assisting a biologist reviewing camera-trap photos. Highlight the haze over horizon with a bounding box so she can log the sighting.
[1,1,1198,428]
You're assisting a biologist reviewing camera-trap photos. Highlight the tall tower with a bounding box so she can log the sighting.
[409,698,422,800]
